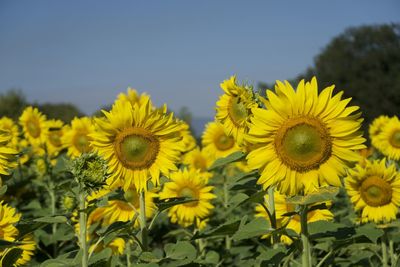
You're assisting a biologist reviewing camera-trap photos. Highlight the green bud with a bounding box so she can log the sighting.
[61,195,76,211]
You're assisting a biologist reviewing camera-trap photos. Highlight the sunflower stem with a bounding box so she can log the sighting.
[300,204,312,267]
[126,241,131,267]
[139,190,149,251]
[267,187,279,245]
[223,174,231,250]
[382,236,389,267]
[78,189,88,267]
[389,238,397,266]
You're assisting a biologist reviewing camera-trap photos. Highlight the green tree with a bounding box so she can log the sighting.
[0,89,28,120]
[35,102,84,123]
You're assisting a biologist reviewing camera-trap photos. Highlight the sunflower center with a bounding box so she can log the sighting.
[193,156,207,171]
[360,176,392,207]
[124,189,139,207]
[73,133,90,153]
[49,131,62,147]
[214,132,235,151]
[179,187,198,207]
[275,117,332,172]
[27,120,40,138]
[115,128,160,170]
[390,130,400,148]
[228,97,248,126]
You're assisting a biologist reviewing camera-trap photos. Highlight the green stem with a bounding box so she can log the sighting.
[139,190,148,251]
[267,187,279,245]
[223,175,231,250]
[300,205,312,267]
[49,188,58,257]
[79,190,88,267]
[389,238,396,266]
[126,241,131,267]
[382,234,389,267]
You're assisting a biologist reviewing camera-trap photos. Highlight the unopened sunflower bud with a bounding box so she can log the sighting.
[69,153,109,191]
[61,195,76,211]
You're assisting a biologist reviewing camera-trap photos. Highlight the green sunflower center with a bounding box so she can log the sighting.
[74,133,90,153]
[228,96,248,126]
[49,131,62,147]
[115,128,160,170]
[360,176,392,207]
[179,187,198,207]
[193,156,207,171]
[275,117,332,172]
[390,130,400,148]
[27,120,41,138]
[124,189,139,205]
[214,132,235,151]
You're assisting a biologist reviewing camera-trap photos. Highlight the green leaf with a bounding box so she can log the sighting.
[165,241,196,262]
[40,259,74,267]
[155,197,197,212]
[34,216,68,223]
[140,252,162,263]
[309,221,348,235]
[0,185,7,196]
[257,246,287,265]
[208,151,246,170]
[88,248,112,265]
[232,217,272,241]
[0,248,23,267]
[16,221,48,240]
[192,220,241,239]
[96,221,131,236]
[0,239,20,249]
[286,187,339,205]
[355,223,384,243]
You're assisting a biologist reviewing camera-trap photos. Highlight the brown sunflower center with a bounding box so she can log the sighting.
[115,128,160,170]
[49,131,62,147]
[73,133,91,153]
[27,120,41,138]
[193,156,207,171]
[275,117,332,172]
[228,96,248,126]
[390,130,400,148]
[214,132,235,151]
[360,176,392,207]
[179,187,198,207]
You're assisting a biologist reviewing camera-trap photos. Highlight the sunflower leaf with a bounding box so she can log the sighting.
[232,217,272,241]
[155,197,197,212]
[208,151,246,171]
[192,219,242,240]
[286,187,339,205]
[0,185,7,196]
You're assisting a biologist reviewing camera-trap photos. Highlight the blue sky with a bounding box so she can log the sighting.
[0,0,398,117]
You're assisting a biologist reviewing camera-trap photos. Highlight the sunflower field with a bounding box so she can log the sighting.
[0,76,400,267]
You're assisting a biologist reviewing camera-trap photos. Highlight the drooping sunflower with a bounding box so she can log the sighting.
[246,77,366,196]
[255,190,333,244]
[91,97,183,191]
[369,115,390,147]
[182,147,213,179]
[19,106,48,146]
[45,119,65,157]
[62,117,95,158]
[345,159,400,223]
[0,201,35,266]
[202,121,242,161]
[373,116,400,160]
[0,133,17,176]
[216,76,258,145]
[0,117,20,147]
[159,168,215,229]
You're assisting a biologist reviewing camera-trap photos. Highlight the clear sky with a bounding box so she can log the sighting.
[0,0,398,117]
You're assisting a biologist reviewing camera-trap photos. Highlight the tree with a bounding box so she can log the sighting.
[35,103,84,123]
[0,89,28,120]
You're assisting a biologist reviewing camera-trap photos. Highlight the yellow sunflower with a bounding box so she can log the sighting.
[0,133,17,176]
[345,159,400,223]
[182,147,213,179]
[0,201,35,266]
[91,97,183,192]
[115,87,152,108]
[373,116,400,160]
[202,121,242,161]
[246,77,366,196]
[62,117,95,158]
[45,119,65,157]
[255,190,333,244]
[369,115,390,146]
[159,168,216,229]
[19,106,48,145]
[0,117,20,147]
[216,76,258,145]
[177,120,197,154]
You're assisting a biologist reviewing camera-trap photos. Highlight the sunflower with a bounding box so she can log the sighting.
[216,76,258,145]
[45,119,65,157]
[177,120,197,154]
[62,117,95,158]
[159,168,215,229]
[0,133,17,176]
[373,116,400,160]
[202,121,242,162]
[0,117,20,147]
[91,97,183,192]
[345,159,400,223]
[182,147,213,179]
[369,115,390,146]
[115,87,152,108]
[246,77,366,196]
[255,190,333,244]
[19,106,48,145]
[0,201,35,266]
